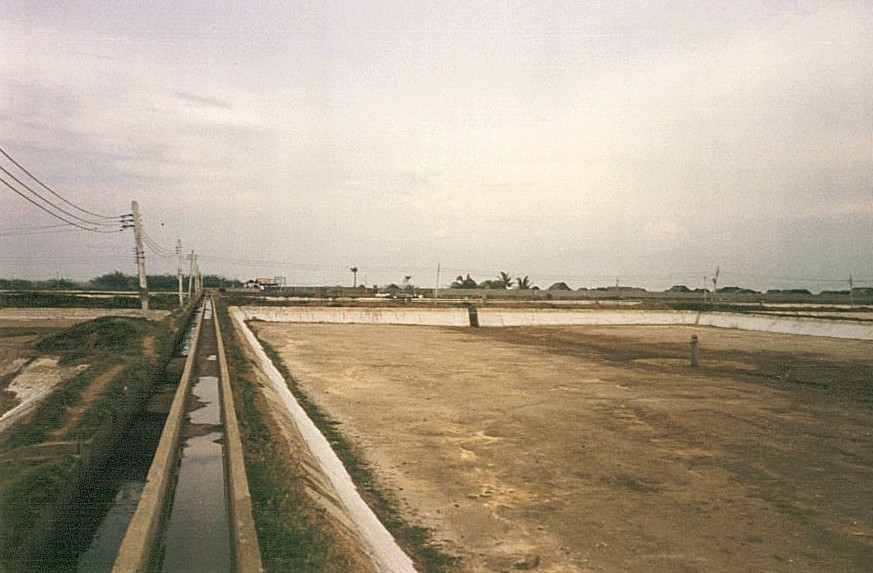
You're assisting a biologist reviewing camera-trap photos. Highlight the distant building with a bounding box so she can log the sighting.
[245,276,287,291]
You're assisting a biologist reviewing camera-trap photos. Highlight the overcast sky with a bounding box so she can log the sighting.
[1,1,870,291]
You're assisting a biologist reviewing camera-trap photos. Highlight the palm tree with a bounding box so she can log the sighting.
[516,275,535,290]
[350,267,358,288]
[450,274,478,289]
[497,271,513,289]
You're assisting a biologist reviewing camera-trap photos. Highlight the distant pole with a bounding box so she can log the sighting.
[849,275,854,306]
[131,201,149,319]
[434,262,441,306]
[690,334,699,367]
[187,250,195,298]
[176,239,184,307]
[712,266,720,304]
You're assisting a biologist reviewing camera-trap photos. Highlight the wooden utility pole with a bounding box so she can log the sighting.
[131,200,149,319]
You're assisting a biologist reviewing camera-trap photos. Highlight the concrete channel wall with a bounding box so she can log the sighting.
[111,298,264,573]
[213,301,264,573]
[111,303,205,573]
[238,307,873,340]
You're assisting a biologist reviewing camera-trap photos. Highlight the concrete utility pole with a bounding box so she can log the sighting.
[176,239,184,307]
[434,262,441,307]
[849,275,854,306]
[711,266,720,304]
[187,250,195,299]
[131,201,149,319]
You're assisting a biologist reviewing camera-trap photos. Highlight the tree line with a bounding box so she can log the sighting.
[450,272,537,290]
[0,271,242,291]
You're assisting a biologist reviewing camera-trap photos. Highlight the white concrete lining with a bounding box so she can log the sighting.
[238,306,873,340]
[238,306,469,326]
[230,308,417,573]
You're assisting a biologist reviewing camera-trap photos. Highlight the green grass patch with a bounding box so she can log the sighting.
[0,456,78,567]
[35,316,144,363]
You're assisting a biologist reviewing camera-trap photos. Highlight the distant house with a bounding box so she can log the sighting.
[547,282,572,291]
[246,276,286,291]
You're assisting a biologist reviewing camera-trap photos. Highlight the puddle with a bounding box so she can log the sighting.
[157,374,231,572]
[189,377,221,425]
[158,430,231,573]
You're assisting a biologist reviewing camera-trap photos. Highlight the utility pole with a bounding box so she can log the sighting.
[711,266,720,304]
[176,239,184,307]
[849,275,854,306]
[187,250,195,299]
[434,262,441,306]
[131,201,149,319]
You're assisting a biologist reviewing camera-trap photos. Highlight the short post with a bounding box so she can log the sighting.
[690,334,699,367]
[468,305,479,328]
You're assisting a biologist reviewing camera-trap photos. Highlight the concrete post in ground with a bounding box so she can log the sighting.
[690,334,699,367]
[468,306,479,327]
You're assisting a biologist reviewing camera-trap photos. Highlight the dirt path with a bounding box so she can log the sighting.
[50,364,123,438]
[253,322,873,573]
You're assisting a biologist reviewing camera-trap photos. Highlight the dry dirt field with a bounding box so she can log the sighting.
[252,322,873,573]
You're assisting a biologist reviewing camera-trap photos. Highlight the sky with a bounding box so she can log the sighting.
[1,1,871,292]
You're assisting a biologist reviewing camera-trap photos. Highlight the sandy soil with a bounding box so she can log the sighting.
[252,322,873,573]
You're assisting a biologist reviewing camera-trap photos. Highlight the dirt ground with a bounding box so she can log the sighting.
[0,319,67,422]
[251,322,873,573]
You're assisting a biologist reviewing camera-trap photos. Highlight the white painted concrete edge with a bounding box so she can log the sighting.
[230,308,418,573]
[238,307,873,340]
[238,306,469,326]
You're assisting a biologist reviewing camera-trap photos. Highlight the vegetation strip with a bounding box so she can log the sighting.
[110,304,204,573]
[212,296,264,572]
[215,297,368,572]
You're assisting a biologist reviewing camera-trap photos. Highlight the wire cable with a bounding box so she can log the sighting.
[0,164,119,229]
[0,173,122,233]
[0,146,116,220]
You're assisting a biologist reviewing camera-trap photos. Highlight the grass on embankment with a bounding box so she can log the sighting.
[216,298,366,572]
[214,299,457,572]
[0,310,189,571]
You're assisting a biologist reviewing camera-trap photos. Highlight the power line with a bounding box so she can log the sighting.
[0,172,122,233]
[140,226,176,258]
[0,165,119,228]
[0,146,116,220]
[0,222,83,237]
